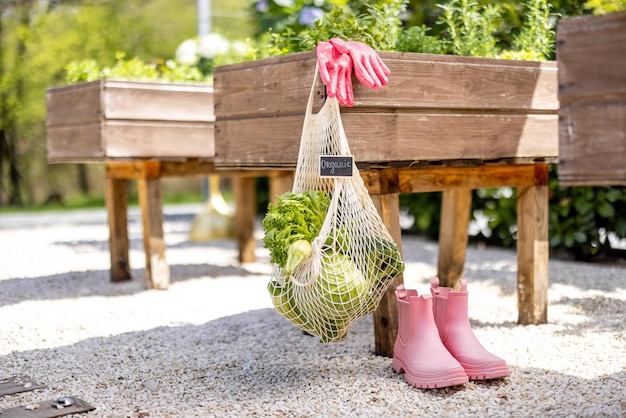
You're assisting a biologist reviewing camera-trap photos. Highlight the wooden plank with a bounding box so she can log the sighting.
[46,124,104,163]
[214,52,324,119]
[137,178,169,290]
[517,180,549,325]
[104,178,131,282]
[0,376,46,397]
[0,396,95,417]
[437,189,472,291]
[370,192,403,358]
[215,113,557,169]
[233,177,257,263]
[214,51,557,119]
[557,11,626,104]
[398,163,549,193]
[45,80,102,126]
[106,161,162,180]
[559,101,626,186]
[103,81,214,122]
[104,121,214,159]
[360,51,557,111]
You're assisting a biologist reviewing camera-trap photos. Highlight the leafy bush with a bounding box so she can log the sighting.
[402,167,626,260]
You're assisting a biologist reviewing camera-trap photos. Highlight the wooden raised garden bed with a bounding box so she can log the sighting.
[46,79,215,162]
[557,11,626,186]
[46,79,292,290]
[214,51,559,356]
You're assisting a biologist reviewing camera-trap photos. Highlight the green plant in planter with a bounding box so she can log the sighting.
[64,35,259,84]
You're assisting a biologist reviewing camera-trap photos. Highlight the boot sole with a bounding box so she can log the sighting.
[464,364,511,381]
[392,357,469,389]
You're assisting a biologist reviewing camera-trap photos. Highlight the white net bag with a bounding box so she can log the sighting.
[263,65,404,342]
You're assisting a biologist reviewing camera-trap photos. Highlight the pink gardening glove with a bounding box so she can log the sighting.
[330,38,391,89]
[316,41,355,107]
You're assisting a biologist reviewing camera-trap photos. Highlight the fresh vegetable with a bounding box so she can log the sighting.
[284,239,313,276]
[314,252,368,321]
[267,279,308,328]
[262,190,330,269]
[366,238,405,288]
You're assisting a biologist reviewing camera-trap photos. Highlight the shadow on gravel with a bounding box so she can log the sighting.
[0,263,261,308]
[1,309,623,417]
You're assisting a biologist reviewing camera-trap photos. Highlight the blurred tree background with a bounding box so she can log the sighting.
[0,0,254,207]
[1,0,625,259]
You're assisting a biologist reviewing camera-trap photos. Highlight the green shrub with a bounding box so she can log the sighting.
[401,167,626,260]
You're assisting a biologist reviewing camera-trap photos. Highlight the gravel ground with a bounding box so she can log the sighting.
[0,205,625,417]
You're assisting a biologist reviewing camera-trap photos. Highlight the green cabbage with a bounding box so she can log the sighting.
[314,252,368,320]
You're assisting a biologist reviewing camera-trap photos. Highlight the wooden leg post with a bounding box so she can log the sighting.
[233,176,257,263]
[269,172,294,205]
[137,178,170,290]
[105,177,131,282]
[517,182,549,324]
[371,192,404,358]
[437,189,472,291]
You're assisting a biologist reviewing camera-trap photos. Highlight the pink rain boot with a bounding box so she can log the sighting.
[392,285,469,389]
[430,278,510,380]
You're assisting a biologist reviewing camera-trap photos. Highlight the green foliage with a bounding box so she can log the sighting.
[500,0,555,60]
[64,52,208,83]
[402,173,626,260]
[584,0,626,14]
[437,0,501,57]
[264,0,555,61]
[262,190,331,268]
[264,0,407,54]
[395,25,449,54]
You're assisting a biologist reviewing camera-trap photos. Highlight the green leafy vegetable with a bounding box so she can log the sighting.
[262,190,330,269]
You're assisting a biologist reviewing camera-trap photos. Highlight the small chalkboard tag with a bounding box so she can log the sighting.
[319,155,354,177]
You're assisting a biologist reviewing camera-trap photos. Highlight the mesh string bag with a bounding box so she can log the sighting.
[265,64,405,342]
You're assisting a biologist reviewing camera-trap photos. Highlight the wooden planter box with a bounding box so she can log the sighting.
[213,51,559,169]
[557,11,626,186]
[46,79,215,162]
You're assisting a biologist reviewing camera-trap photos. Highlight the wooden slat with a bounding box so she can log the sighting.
[214,52,324,119]
[104,121,214,159]
[557,11,626,104]
[46,124,104,163]
[517,180,549,325]
[0,376,46,397]
[559,101,626,185]
[103,81,214,122]
[45,81,102,126]
[398,163,549,193]
[215,112,557,169]
[437,189,472,291]
[342,113,557,163]
[105,178,131,282]
[557,12,626,186]
[214,51,558,119]
[0,397,95,417]
[360,51,557,111]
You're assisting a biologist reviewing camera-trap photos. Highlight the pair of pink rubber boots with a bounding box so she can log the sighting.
[392,278,510,389]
